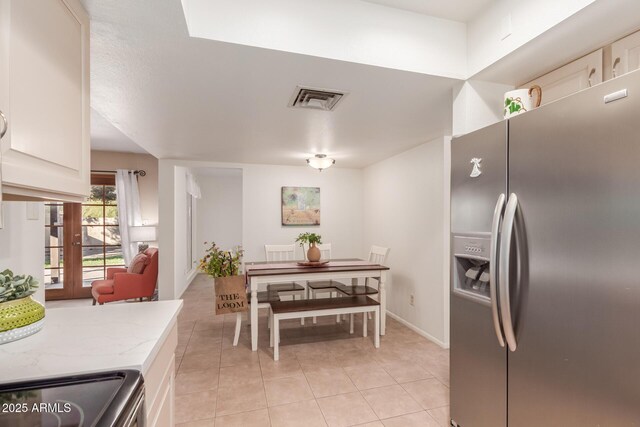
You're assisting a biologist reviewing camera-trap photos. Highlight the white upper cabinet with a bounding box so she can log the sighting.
[520,49,603,106]
[611,30,640,78]
[0,0,90,202]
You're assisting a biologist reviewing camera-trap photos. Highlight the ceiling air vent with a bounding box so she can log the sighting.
[288,86,347,111]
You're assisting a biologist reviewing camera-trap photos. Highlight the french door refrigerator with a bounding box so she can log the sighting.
[450,69,640,427]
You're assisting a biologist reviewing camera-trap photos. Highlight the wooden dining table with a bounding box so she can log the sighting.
[244,259,390,351]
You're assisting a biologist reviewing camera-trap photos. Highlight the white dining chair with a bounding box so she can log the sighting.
[336,245,390,325]
[302,243,340,323]
[233,292,279,346]
[265,243,306,324]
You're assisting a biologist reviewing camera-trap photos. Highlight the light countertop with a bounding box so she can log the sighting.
[0,300,183,384]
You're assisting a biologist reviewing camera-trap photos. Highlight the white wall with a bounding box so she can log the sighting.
[0,203,45,304]
[182,0,467,79]
[158,159,365,300]
[242,164,364,262]
[195,169,243,259]
[452,80,514,136]
[467,0,596,77]
[158,163,198,300]
[363,138,450,347]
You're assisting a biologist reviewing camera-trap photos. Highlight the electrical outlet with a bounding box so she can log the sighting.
[410,294,415,306]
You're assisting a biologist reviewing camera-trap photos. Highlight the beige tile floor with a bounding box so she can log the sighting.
[48,275,450,426]
[174,275,450,427]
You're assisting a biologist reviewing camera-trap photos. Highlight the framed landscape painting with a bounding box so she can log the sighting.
[281,186,320,226]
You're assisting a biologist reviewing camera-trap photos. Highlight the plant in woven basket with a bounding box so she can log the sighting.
[0,269,39,303]
[198,242,244,278]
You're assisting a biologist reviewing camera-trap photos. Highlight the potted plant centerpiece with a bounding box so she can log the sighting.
[0,269,44,344]
[296,232,323,262]
[198,242,248,315]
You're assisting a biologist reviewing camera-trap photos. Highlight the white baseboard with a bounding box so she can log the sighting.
[386,310,450,349]
[177,269,199,299]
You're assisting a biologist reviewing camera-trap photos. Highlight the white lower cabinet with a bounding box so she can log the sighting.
[0,0,90,202]
[145,324,178,426]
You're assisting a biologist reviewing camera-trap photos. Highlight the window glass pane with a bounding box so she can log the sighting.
[45,204,63,226]
[82,205,104,225]
[104,186,117,205]
[82,267,104,288]
[104,226,121,245]
[82,225,122,246]
[88,185,105,204]
[104,206,119,225]
[83,225,105,246]
[105,246,124,266]
[83,251,105,267]
[45,268,64,290]
[45,227,64,248]
[82,243,103,260]
[45,248,64,269]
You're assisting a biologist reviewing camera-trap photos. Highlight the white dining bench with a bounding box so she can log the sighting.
[269,296,380,361]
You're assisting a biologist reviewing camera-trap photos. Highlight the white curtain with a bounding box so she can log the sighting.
[186,173,202,199]
[116,170,142,266]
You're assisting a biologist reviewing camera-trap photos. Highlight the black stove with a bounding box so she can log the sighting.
[0,370,145,427]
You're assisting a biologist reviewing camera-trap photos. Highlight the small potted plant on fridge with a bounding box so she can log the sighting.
[0,269,44,344]
[295,232,323,262]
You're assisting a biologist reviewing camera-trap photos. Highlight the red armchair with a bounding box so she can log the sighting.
[91,248,159,305]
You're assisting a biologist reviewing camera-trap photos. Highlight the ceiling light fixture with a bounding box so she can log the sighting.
[306,154,335,171]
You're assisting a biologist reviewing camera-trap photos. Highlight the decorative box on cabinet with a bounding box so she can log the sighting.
[0,0,90,202]
[520,49,603,106]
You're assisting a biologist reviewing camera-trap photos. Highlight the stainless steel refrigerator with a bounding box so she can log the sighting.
[450,69,640,426]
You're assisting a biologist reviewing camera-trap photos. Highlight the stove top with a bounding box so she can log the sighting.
[0,370,144,427]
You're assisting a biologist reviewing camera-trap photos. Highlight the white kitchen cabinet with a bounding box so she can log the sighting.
[611,30,640,78]
[0,0,90,202]
[145,324,178,426]
[520,49,603,106]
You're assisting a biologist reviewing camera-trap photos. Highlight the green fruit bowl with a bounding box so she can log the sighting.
[0,296,45,344]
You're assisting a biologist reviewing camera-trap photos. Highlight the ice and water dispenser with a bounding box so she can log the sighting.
[452,234,491,303]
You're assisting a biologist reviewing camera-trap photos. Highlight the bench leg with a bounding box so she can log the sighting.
[349,313,354,334]
[306,285,311,325]
[363,312,368,337]
[233,312,242,346]
[312,289,318,324]
[274,316,280,361]
[269,310,274,348]
[374,307,380,348]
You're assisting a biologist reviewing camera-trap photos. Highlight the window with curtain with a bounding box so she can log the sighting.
[186,192,193,271]
[185,172,201,272]
[82,176,124,286]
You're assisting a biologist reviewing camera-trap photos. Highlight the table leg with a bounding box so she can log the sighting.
[374,307,380,348]
[363,312,368,337]
[251,278,258,351]
[379,271,387,336]
[274,316,280,361]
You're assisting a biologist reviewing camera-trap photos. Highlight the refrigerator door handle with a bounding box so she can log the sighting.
[490,193,506,347]
[499,193,519,352]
